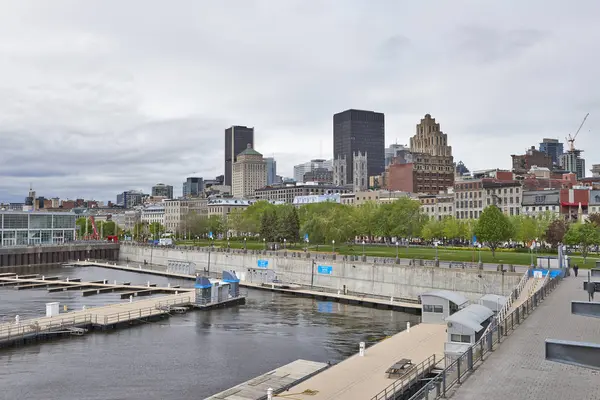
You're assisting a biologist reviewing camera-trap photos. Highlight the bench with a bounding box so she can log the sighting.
[385,358,414,379]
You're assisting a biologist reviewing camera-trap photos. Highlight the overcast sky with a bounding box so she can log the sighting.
[1,0,599,203]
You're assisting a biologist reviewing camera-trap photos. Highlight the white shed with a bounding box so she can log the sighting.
[478,294,508,313]
[420,290,469,324]
[445,303,494,352]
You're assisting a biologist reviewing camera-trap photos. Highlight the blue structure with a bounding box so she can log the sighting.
[539,139,564,166]
[194,276,213,304]
[222,271,240,297]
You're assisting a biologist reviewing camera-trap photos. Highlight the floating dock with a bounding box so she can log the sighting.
[70,261,421,314]
[205,359,330,400]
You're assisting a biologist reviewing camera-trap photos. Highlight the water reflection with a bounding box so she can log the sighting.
[0,265,419,399]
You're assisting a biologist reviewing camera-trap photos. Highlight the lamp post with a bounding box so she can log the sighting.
[227,237,230,249]
[263,237,266,250]
[244,237,247,250]
[478,243,482,264]
[332,239,335,253]
[435,242,439,261]
[284,238,287,250]
[306,238,309,252]
[362,240,366,256]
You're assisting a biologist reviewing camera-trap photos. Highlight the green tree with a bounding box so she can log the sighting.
[182,212,208,238]
[441,217,461,241]
[587,213,600,227]
[421,218,443,241]
[474,206,513,257]
[276,205,300,243]
[243,201,277,234]
[512,215,537,245]
[227,208,246,235]
[564,222,600,261]
[207,215,225,236]
[260,208,278,242]
[148,222,165,239]
[545,219,567,248]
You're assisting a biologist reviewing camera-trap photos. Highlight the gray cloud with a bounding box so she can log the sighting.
[0,0,599,203]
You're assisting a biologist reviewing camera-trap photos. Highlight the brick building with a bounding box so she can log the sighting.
[511,146,553,175]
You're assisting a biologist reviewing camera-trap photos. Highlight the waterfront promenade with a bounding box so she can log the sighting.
[449,274,600,400]
[286,323,446,400]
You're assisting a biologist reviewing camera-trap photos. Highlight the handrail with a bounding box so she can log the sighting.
[98,296,193,325]
[0,314,93,341]
[404,272,561,400]
[371,354,440,400]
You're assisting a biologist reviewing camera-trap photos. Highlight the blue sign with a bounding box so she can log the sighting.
[472,235,477,245]
[257,260,269,268]
[317,265,333,275]
[317,302,334,313]
[209,231,213,239]
[304,233,309,242]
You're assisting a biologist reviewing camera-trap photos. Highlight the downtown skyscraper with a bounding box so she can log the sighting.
[224,126,254,186]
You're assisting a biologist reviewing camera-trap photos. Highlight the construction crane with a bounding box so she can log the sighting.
[566,113,589,152]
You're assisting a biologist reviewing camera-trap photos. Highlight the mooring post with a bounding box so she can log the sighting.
[407,322,411,333]
[129,295,133,303]
[359,341,365,356]
[15,315,20,325]
[267,388,273,400]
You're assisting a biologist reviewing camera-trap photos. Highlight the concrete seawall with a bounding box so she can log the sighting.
[0,243,119,268]
[119,245,520,301]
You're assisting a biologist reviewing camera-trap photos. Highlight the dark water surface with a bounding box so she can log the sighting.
[0,265,418,400]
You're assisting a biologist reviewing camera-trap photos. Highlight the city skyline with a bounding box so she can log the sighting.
[1,1,599,202]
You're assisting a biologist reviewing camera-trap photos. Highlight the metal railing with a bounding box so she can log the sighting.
[371,354,441,400]
[0,314,93,342]
[97,296,193,325]
[405,275,561,400]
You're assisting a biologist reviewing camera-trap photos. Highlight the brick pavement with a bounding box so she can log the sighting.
[450,274,600,400]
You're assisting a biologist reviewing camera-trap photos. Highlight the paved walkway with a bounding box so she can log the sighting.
[450,275,600,400]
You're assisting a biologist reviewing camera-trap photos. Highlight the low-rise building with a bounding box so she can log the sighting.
[417,193,454,220]
[255,182,350,204]
[522,188,590,221]
[590,190,600,214]
[454,171,521,219]
[141,205,165,226]
[207,198,252,220]
[521,189,560,217]
[0,211,76,247]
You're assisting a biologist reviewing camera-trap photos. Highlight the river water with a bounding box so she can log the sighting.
[0,265,418,400]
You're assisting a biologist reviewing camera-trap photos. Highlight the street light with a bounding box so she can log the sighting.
[284,238,287,250]
[263,237,266,250]
[434,242,439,261]
[478,243,482,264]
[396,241,399,259]
[332,239,335,253]
[362,240,366,256]
[244,237,247,250]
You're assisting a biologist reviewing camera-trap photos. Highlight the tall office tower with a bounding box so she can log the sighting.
[232,144,267,198]
[265,157,277,185]
[560,150,586,180]
[539,138,564,166]
[333,109,385,184]
[225,126,254,186]
[151,183,174,199]
[182,177,204,197]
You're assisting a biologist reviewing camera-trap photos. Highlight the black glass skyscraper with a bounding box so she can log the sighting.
[333,109,385,184]
[224,126,254,186]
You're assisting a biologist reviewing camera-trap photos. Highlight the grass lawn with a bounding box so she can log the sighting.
[175,239,599,269]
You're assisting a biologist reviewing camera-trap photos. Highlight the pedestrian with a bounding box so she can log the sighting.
[573,264,579,277]
[588,280,595,301]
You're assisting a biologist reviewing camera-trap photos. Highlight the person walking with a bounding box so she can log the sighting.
[573,264,579,277]
[588,279,595,301]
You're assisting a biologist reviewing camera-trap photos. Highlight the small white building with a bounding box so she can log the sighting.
[444,304,494,356]
[141,205,165,226]
[420,290,469,324]
[478,294,507,314]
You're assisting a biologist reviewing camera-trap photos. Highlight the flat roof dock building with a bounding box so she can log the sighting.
[420,290,469,324]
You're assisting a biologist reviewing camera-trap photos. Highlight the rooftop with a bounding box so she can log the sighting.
[421,290,469,307]
[446,303,494,332]
[238,143,262,157]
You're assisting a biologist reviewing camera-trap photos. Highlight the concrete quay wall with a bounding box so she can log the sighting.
[0,243,120,268]
[119,245,520,301]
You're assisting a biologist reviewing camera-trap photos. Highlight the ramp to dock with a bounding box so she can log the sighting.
[205,359,329,400]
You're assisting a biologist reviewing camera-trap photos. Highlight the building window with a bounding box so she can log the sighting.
[450,334,471,343]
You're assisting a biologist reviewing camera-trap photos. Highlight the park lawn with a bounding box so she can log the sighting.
[174,240,598,268]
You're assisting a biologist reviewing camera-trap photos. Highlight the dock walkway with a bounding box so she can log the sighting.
[449,275,600,400]
[72,261,421,313]
[206,359,329,400]
[0,292,193,345]
[285,324,446,400]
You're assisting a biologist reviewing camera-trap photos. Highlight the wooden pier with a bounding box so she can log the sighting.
[206,359,330,400]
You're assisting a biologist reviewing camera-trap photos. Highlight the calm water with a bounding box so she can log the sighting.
[0,265,418,400]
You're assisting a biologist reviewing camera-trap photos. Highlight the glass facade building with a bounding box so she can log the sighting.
[0,212,77,247]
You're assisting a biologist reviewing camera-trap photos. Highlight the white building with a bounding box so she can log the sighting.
[0,211,76,247]
[293,159,333,183]
[232,144,267,198]
[141,205,165,226]
[332,156,347,186]
[164,199,189,234]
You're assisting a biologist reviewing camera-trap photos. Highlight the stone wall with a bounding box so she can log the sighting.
[120,245,521,301]
[0,243,120,268]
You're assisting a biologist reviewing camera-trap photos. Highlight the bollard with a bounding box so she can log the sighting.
[129,295,133,303]
[359,342,366,356]
[267,388,273,400]
[391,296,394,302]
[139,265,142,270]
[175,290,178,295]
[168,283,171,288]
[42,275,45,280]
[338,290,340,295]
[407,322,411,333]
[66,277,69,282]
[147,281,150,287]
[82,305,86,311]
[64,305,68,312]
[15,275,18,279]
[114,280,117,285]
[15,315,20,325]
